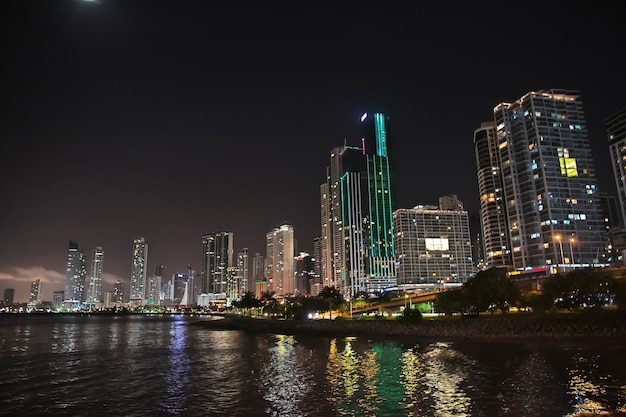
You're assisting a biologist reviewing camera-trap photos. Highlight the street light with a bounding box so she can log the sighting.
[556,235,565,271]
[569,237,576,266]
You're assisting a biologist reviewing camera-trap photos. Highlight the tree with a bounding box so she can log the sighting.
[542,268,618,310]
[399,306,423,323]
[232,291,260,316]
[434,287,467,316]
[464,268,520,314]
[318,286,344,319]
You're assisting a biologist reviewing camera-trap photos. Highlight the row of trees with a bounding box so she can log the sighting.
[434,267,626,315]
[232,286,345,320]
[231,286,424,321]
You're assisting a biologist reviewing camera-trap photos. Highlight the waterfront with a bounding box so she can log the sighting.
[1,314,625,416]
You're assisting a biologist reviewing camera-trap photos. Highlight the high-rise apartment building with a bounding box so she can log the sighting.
[265,224,295,297]
[201,232,234,295]
[486,90,608,271]
[3,288,15,306]
[320,112,395,296]
[29,279,42,304]
[606,108,626,228]
[474,121,512,269]
[64,240,86,306]
[393,201,474,288]
[146,262,164,305]
[113,280,125,303]
[86,246,104,304]
[252,252,265,298]
[130,237,148,301]
[237,248,249,294]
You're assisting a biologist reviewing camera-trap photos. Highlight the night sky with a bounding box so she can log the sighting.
[2,0,625,302]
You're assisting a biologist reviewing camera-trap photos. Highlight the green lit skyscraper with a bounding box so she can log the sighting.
[321,112,395,296]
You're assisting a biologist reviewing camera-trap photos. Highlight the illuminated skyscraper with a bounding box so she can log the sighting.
[491,90,607,271]
[473,122,512,269]
[252,252,265,298]
[201,232,234,294]
[86,246,104,304]
[130,237,148,301]
[64,240,86,305]
[320,112,395,295]
[237,248,249,294]
[265,224,295,297]
[113,279,125,303]
[393,202,474,288]
[29,279,42,304]
[146,262,164,305]
[607,108,626,227]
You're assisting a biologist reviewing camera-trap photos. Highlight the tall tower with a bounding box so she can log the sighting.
[606,108,626,227]
[265,224,295,297]
[493,90,608,271]
[146,262,164,305]
[113,279,125,303]
[473,121,512,269]
[237,248,249,294]
[201,232,234,295]
[320,112,395,296]
[252,252,265,298]
[130,237,148,301]
[86,246,104,304]
[29,279,42,304]
[64,240,86,306]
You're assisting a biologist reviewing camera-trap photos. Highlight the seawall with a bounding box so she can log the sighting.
[189,313,626,339]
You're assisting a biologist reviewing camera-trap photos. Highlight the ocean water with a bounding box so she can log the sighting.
[1,314,625,416]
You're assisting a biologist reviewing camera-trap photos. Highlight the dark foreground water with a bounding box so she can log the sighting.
[1,315,625,417]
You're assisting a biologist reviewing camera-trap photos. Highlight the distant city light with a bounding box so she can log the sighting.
[360,112,367,122]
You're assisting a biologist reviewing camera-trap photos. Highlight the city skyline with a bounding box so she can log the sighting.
[2,1,626,302]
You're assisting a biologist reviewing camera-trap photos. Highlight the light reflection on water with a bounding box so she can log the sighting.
[261,334,313,417]
[1,315,626,417]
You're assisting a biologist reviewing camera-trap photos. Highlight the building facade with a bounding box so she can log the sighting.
[606,108,626,227]
[265,224,295,297]
[393,203,474,288]
[237,248,249,294]
[86,246,104,305]
[201,232,234,295]
[130,237,148,301]
[473,121,512,269]
[491,90,608,271]
[320,112,395,296]
[29,279,42,304]
[64,240,86,305]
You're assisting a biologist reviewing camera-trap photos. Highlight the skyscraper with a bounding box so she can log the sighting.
[3,288,15,306]
[252,252,265,298]
[320,112,395,296]
[86,246,104,304]
[265,224,295,297]
[237,248,249,294]
[146,262,164,305]
[393,202,474,288]
[606,108,626,228]
[130,237,148,302]
[201,232,234,295]
[473,121,512,269]
[113,279,125,303]
[64,240,86,306]
[29,279,42,304]
[488,90,608,271]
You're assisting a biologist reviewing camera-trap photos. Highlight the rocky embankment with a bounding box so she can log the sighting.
[189,313,626,339]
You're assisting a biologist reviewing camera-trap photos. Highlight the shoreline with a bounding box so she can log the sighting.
[189,313,626,340]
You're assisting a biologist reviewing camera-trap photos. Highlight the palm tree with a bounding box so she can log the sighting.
[318,286,344,319]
